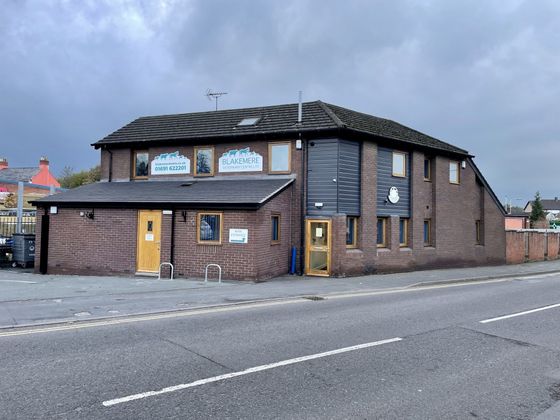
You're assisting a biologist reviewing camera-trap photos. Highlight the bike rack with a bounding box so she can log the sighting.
[205,263,222,285]
[158,262,174,280]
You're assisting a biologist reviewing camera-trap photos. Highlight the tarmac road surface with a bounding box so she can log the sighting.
[2,272,560,418]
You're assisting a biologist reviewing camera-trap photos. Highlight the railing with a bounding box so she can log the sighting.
[0,216,36,237]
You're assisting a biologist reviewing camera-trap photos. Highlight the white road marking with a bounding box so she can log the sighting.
[102,337,402,407]
[0,280,37,284]
[480,303,560,324]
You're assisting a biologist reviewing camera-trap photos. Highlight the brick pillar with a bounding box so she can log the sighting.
[390,215,400,251]
[361,142,377,272]
[330,214,347,277]
[159,211,173,278]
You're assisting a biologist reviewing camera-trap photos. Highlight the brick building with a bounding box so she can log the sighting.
[0,157,62,207]
[34,101,506,280]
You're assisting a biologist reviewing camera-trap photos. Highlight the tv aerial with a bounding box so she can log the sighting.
[206,89,228,111]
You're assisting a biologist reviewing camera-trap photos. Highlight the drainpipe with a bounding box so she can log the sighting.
[170,210,175,268]
[299,135,306,276]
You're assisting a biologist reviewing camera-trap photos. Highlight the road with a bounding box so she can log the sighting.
[2,273,560,419]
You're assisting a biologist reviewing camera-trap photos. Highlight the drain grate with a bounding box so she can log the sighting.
[302,296,325,301]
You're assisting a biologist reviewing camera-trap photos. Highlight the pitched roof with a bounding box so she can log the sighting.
[93,101,468,155]
[0,168,40,183]
[541,200,560,211]
[34,178,294,209]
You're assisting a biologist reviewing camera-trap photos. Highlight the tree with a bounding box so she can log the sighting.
[58,165,101,189]
[3,193,17,208]
[529,191,546,226]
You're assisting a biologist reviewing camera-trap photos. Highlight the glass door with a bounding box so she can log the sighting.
[305,219,331,276]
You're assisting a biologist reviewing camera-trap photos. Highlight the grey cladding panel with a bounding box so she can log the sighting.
[377,147,410,217]
[307,139,339,214]
[338,140,361,215]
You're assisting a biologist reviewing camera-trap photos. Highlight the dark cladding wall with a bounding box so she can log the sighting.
[34,187,293,280]
[377,147,410,217]
[307,138,361,216]
[338,140,361,216]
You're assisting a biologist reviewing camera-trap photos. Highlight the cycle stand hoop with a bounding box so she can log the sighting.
[205,263,222,285]
[158,262,174,280]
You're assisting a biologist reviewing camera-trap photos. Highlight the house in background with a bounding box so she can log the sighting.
[524,198,560,221]
[0,157,61,208]
[505,209,529,230]
[34,101,506,280]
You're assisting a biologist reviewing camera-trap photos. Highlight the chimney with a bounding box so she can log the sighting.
[39,156,49,170]
[0,157,7,170]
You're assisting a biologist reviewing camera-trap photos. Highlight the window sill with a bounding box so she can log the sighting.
[271,241,281,246]
[346,248,362,253]
[197,242,222,246]
[399,247,412,252]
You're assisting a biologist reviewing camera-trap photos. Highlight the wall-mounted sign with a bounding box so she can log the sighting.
[229,228,248,244]
[219,147,263,173]
[151,151,190,175]
[387,187,400,204]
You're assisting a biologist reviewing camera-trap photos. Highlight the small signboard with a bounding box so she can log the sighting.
[151,151,190,175]
[219,148,263,173]
[229,228,248,244]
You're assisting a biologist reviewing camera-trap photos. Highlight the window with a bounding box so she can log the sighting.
[424,219,431,246]
[237,117,260,126]
[399,218,409,247]
[194,146,215,176]
[133,151,149,179]
[268,142,291,173]
[476,220,482,244]
[424,158,431,181]
[346,217,358,248]
[392,152,406,177]
[377,218,387,248]
[271,214,280,243]
[449,161,460,184]
[197,212,222,244]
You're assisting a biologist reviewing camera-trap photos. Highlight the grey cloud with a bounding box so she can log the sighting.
[1,0,558,202]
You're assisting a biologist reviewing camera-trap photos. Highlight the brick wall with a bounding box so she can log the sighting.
[34,186,294,280]
[101,140,300,181]
[506,231,526,264]
[330,146,506,275]
[505,230,560,263]
[35,207,137,275]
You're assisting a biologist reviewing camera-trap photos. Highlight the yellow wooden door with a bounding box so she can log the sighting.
[136,210,162,273]
[305,219,331,276]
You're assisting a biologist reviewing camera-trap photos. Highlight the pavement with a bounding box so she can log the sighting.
[2,259,560,329]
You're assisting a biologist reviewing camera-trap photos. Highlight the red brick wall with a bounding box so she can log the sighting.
[548,233,559,260]
[170,187,293,281]
[35,208,138,275]
[34,186,294,280]
[506,231,526,264]
[527,231,546,262]
[505,230,560,263]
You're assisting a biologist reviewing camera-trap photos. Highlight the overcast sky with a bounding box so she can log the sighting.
[2,0,559,205]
